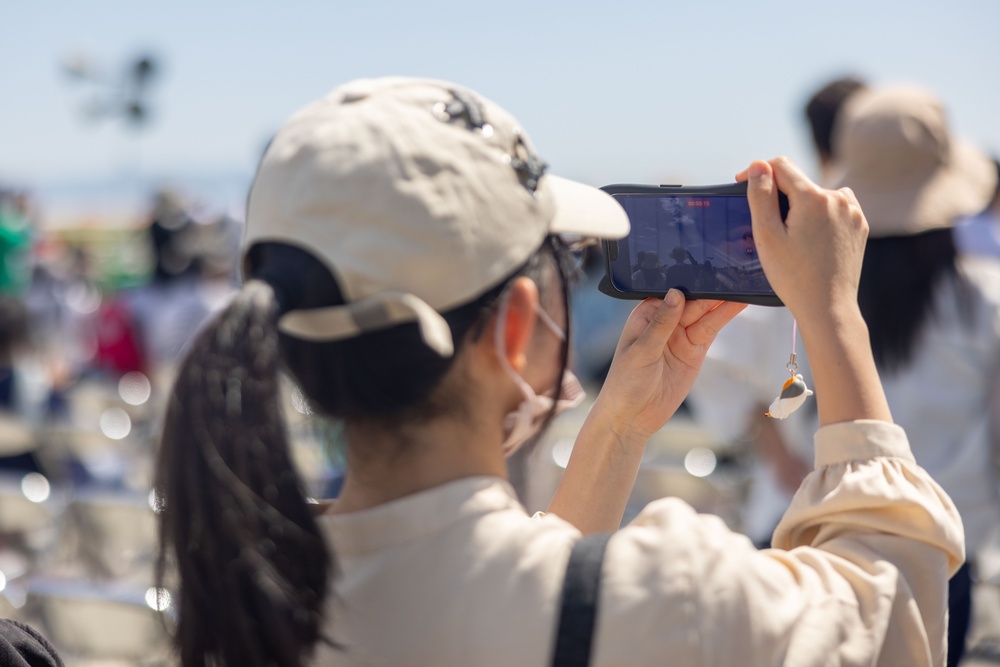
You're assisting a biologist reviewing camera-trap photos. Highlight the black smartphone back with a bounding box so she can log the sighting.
[598,182,787,306]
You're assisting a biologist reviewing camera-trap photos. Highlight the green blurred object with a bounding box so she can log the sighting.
[0,208,32,296]
[54,226,154,291]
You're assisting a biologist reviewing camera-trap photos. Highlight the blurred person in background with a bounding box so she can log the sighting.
[0,188,37,401]
[0,293,38,475]
[154,77,961,667]
[0,295,30,409]
[122,189,239,384]
[834,84,1000,667]
[0,189,64,459]
[685,74,867,547]
[121,189,200,372]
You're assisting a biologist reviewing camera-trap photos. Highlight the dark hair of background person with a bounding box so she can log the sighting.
[147,191,200,285]
[804,76,867,161]
[155,237,573,667]
[857,228,973,373]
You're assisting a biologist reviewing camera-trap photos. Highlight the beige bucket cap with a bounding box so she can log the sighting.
[833,84,996,238]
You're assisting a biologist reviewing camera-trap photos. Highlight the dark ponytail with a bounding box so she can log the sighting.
[155,280,331,667]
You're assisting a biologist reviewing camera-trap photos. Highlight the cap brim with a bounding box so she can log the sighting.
[545,174,630,239]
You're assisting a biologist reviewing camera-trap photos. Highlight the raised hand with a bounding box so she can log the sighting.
[551,290,745,532]
[737,157,890,426]
[595,290,746,442]
[736,157,868,324]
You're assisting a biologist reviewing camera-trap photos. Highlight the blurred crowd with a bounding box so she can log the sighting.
[0,185,243,438]
[0,185,279,663]
[1,74,999,665]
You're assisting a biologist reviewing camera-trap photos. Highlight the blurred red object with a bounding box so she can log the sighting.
[93,298,146,376]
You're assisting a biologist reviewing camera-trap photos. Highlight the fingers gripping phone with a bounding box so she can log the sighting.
[598,182,788,306]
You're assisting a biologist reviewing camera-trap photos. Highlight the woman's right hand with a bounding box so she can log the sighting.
[736,157,868,325]
[737,157,891,426]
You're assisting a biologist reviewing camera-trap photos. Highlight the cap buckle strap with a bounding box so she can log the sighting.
[277,291,455,357]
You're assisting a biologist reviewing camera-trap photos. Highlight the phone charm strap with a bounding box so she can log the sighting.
[765,318,814,420]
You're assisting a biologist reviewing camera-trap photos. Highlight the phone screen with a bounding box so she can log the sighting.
[605,193,778,302]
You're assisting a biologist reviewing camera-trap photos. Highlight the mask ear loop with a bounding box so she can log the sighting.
[535,305,566,342]
[765,317,814,420]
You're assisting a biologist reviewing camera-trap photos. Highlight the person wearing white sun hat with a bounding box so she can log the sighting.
[155,77,962,667]
[833,82,1000,667]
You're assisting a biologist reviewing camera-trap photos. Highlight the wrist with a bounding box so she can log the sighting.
[796,305,892,425]
[584,394,652,453]
[793,300,867,343]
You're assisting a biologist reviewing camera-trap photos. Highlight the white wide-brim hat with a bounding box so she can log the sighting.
[244,77,629,356]
[832,84,996,238]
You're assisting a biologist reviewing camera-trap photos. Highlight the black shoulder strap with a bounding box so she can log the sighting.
[551,532,612,667]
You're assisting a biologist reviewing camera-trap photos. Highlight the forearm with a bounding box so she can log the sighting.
[547,397,648,534]
[797,305,892,426]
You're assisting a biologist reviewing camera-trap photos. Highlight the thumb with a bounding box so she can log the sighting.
[746,160,783,240]
[625,289,685,362]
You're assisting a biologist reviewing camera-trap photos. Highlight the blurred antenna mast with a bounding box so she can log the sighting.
[61,51,161,130]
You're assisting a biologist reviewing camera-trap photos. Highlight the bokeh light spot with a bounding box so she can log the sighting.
[100,407,132,440]
[684,447,717,478]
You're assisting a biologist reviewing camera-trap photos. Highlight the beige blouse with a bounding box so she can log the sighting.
[316,420,964,666]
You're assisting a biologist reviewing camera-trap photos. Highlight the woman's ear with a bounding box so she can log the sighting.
[493,277,539,373]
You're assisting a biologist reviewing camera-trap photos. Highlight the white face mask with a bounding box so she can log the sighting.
[495,293,586,457]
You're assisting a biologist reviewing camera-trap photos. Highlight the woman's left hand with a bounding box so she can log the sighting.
[550,289,745,533]
[595,289,746,444]
[549,290,746,534]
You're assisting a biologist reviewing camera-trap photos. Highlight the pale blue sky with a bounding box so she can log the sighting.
[3,0,998,218]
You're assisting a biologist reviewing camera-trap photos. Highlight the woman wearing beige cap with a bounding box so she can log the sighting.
[155,78,962,666]
[833,83,1000,667]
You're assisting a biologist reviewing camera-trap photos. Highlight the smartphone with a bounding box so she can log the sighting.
[598,182,786,306]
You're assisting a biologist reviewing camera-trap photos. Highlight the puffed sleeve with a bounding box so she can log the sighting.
[594,420,964,667]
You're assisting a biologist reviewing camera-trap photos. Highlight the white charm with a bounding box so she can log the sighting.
[766,373,814,420]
